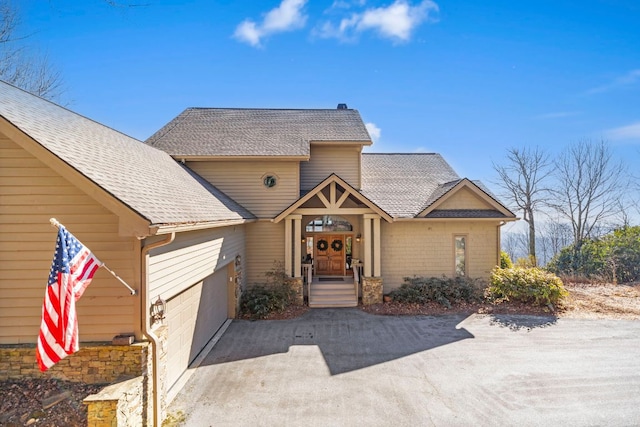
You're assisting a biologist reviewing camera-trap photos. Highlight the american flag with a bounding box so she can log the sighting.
[36,225,102,371]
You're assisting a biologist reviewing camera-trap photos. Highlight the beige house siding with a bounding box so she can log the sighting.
[300,146,361,191]
[436,187,492,210]
[380,221,500,291]
[187,160,299,218]
[0,134,137,344]
[245,221,285,284]
[148,226,245,301]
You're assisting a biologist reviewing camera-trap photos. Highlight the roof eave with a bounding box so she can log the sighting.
[150,218,257,235]
[394,217,518,222]
[309,140,372,146]
[174,155,310,162]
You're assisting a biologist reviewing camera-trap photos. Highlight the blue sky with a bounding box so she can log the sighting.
[20,0,640,184]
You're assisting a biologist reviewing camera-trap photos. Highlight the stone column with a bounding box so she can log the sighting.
[362,277,383,305]
[289,277,304,306]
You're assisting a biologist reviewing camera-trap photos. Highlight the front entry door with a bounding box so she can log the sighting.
[315,235,344,276]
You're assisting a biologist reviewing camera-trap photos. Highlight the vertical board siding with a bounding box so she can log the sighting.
[187,160,299,218]
[437,187,492,210]
[0,135,137,344]
[245,221,285,284]
[300,146,361,191]
[148,226,245,300]
[380,221,499,291]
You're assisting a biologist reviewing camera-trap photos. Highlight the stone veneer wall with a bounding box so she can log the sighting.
[0,342,149,384]
[362,277,383,305]
[289,277,304,305]
[84,376,145,427]
[0,334,164,427]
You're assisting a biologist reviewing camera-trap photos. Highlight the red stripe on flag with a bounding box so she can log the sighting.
[36,227,101,371]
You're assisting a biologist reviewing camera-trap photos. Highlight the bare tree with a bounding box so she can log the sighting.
[537,219,573,265]
[493,146,552,265]
[548,140,628,249]
[501,229,529,263]
[0,0,63,100]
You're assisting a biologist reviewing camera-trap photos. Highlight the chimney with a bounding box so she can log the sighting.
[337,103,348,110]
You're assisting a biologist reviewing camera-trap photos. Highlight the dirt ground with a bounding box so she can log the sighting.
[1,281,638,427]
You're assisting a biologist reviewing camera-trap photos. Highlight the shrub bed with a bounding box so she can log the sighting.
[240,262,295,319]
[488,267,567,308]
[389,276,483,308]
[240,283,294,319]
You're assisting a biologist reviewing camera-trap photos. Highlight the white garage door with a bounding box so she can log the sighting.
[166,267,229,390]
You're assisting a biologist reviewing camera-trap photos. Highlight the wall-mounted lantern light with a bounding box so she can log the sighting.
[150,297,166,325]
[356,234,361,242]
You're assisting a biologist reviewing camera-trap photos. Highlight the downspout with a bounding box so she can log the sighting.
[498,221,505,265]
[141,232,175,427]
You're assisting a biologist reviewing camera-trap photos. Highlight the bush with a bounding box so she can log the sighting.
[389,276,483,308]
[514,255,537,268]
[488,267,567,307]
[240,262,295,319]
[500,251,513,269]
[547,226,640,284]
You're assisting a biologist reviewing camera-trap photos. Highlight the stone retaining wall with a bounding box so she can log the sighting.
[0,343,150,384]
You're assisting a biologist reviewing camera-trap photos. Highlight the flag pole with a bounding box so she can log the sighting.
[49,218,137,296]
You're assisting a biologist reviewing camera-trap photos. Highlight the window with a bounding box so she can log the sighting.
[305,215,353,232]
[454,235,467,276]
[262,173,278,188]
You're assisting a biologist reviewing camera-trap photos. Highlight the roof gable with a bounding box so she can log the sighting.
[146,108,372,158]
[417,178,516,219]
[274,174,393,223]
[0,81,254,233]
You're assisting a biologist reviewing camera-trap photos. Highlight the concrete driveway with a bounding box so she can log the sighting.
[167,309,640,426]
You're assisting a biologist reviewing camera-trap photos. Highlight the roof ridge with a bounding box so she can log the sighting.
[186,107,356,112]
[146,108,194,145]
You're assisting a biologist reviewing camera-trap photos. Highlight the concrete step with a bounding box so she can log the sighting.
[312,283,354,289]
[309,281,357,308]
[309,299,358,308]
[311,288,355,296]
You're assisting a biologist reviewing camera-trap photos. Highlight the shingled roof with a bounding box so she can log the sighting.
[361,153,461,218]
[146,108,372,157]
[361,153,514,219]
[0,81,254,229]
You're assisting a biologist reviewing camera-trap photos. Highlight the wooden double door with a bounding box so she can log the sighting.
[315,234,345,276]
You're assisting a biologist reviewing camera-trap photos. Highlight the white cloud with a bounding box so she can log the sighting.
[605,121,640,141]
[587,69,640,95]
[234,0,308,47]
[365,122,381,142]
[317,0,438,43]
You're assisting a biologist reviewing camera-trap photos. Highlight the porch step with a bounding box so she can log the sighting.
[309,282,357,308]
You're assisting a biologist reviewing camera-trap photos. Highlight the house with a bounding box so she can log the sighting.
[147,107,517,304]
[0,81,515,425]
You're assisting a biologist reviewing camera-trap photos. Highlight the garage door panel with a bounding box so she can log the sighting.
[166,267,228,390]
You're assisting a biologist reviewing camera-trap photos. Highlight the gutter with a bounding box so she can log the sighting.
[151,218,256,235]
[141,232,176,427]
